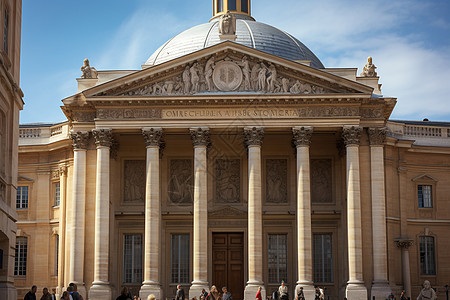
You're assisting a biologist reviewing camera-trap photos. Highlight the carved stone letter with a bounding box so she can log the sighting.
[70,131,90,149]
[190,128,211,147]
[342,126,362,146]
[292,126,313,146]
[244,127,264,147]
[92,129,113,148]
[368,127,387,145]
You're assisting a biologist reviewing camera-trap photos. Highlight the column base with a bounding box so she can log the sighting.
[345,282,367,300]
[56,286,65,300]
[371,281,392,300]
[295,282,315,300]
[244,282,265,300]
[140,282,163,300]
[189,281,209,300]
[0,282,17,300]
[89,282,112,300]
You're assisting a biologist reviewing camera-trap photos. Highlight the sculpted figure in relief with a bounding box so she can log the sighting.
[81,58,97,79]
[239,56,251,90]
[360,56,377,77]
[219,11,236,35]
[266,63,277,93]
[281,78,290,93]
[183,66,191,93]
[205,56,216,91]
[257,63,268,91]
[250,63,260,90]
[190,62,200,93]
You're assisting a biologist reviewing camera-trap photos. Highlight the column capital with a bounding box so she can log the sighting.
[244,127,264,147]
[190,127,210,147]
[93,129,113,148]
[58,165,68,177]
[142,127,164,148]
[70,131,90,150]
[342,126,362,146]
[394,238,414,249]
[368,127,387,146]
[292,126,313,147]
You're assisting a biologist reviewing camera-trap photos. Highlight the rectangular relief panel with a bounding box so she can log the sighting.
[123,160,146,203]
[168,159,193,205]
[215,159,240,203]
[311,159,333,203]
[266,159,288,204]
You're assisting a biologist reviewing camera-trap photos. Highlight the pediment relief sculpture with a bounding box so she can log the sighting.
[110,55,331,97]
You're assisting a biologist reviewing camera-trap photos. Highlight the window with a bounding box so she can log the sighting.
[123,234,143,283]
[228,0,237,11]
[419,236,436,275]
[14,237,27,276]
[54,182,60,207]
[268,234,288,283]
[3,8,8,54]
[313,234,333,283]
[54,234,59,275]
[171,234,190,284]
[418,185,432,208]
[217,0,223,13]
[16,186,29,209]
[241,0,248,13]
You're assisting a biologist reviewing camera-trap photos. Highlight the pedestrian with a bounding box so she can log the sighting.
[255,287,262,300]
[201,289,208,300]
[222,287,232,300]
[147,295,156,300]
[400,290,407,300]
[50,288,57,300]
[210,286,220,300]
[61,291,70,300]
[41,288,52,300]
[24,286,37,300]
[314,286,324,300]
[278,281,288,300]
[296,287,305,300]
[176,285,186,300]
[116,287,132,300]
[68,283,83,300]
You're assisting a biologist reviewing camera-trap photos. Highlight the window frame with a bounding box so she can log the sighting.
[2,5,8,54]
[417,184,432,208]
[419,235,436,276]
[313,233,334,283]
[267,233,288,284]
[53,181,61,207]
[14,236,27,276]
[170,233,190,284]
[122,233,143,284]
[16,185,29,209]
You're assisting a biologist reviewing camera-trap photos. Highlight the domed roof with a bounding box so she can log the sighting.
[146,18,324,69]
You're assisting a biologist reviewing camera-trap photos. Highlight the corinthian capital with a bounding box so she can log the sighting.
[244,127,264,147]
[92,129,113,148]
[368,127,387,146]
[142,127,164,147]
[190,127,210,147]
[342,126,362,146]
[292,126,313,146]
[70,131,90,149]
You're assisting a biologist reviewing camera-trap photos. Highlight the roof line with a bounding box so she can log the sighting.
[204,21,218,48]
[149,36,176,65]
[241,20,255,48]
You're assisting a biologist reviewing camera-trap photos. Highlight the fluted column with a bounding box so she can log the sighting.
[69,131,89,298]
[140,128,164,300]
[89,129,114,300]
[56,165,68,299]
[292,126,315,299]
[189,128,210,299]
[342,126,367,300]
[369,128,391,299]
[244,127,265,300]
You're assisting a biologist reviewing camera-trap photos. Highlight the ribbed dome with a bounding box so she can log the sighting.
[146,18,324,69]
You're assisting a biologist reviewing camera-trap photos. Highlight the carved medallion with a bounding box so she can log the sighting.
[123,160,146,203]
[215,159,240,203]
[213,61,243,91]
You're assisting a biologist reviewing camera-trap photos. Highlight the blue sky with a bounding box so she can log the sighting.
[20,0,450,124]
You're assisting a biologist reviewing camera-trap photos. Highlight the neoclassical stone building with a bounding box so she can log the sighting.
[15,1,450,300]
[0,0,22,299]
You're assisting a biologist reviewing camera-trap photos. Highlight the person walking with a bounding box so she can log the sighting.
[40,288,52,300]
[278,281,288,300]
[255,287,262,300]
[200,289,208,300]
[24,286,37,300]
[222,287,232,300]
[296,287,305,300]
[68,283,83,300]
[176,285,186,300]
[116,287,132,300]
[50,288,57,300]
[314,286,324,300]
[61,292,70,300]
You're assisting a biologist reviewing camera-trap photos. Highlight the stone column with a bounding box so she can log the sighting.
[89,129,114,300]
[56,165,68,299]
[140,128,164,300]
[368,128,391,299]
[292,127,315,299]
[244,127,265,300]
[69,131,90,298]
[189,128,210,299]
[342,126,367,300]
[395,239,413,299]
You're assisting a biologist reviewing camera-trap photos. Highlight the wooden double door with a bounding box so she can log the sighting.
[212,233,245,300]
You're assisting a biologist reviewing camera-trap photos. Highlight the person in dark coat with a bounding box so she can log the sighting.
[116,287,132,300]
[176,285,186,300]
[221,287,232,300]
[24,286,37,300]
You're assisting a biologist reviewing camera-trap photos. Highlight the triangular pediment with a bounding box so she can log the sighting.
[82,42,373,99]
[209,206,247,218]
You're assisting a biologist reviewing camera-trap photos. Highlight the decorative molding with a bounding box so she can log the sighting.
[298,106,359,118]
[58,166,68,177]
[292,126,313,146]
[411,174,439,182]
[142,128,164,148]
[394,238,414,249]
[266,159,288,204]
[123,160,146,203]
[311,159,333,204]
[70,131,90,150]
[209,206,247,218]
[72,111,96,122]
[342,126,362,146]
[244,127,264,147]
[215,159,241,203]
[368,127,387,145]
[360,107,383,119]
[97,108,162,120]
[190,127,211,147]
[92,129,113,148]
[168,159,193,205]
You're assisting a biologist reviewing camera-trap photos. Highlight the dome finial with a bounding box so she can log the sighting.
[212,0,253,21]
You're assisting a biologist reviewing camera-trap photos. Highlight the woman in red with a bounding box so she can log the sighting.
[255,287,262,300]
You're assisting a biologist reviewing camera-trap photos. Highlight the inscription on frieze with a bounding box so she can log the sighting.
[215,159,240,203]
[311,159,333,203]
[266,159,288,204]
[168,159,193,205]
[124,160,146,203]
[97,109,162,120]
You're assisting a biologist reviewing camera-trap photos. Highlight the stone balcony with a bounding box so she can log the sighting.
[19,122,70,146]
[387,120,450,147]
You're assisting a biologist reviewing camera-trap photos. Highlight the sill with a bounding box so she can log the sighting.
[53,205,60,208]
[418,207,433,209]
[16,208,28,210]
